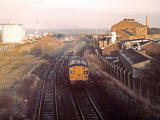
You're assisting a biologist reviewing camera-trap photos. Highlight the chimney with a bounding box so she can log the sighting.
[146,16,149,28]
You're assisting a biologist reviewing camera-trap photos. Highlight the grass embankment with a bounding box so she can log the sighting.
[84,51,104,70]
[84,51,160,119]
[0,36,63,119]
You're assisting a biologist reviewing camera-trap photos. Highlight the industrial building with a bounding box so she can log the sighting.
[120,49,151,79]
[93,32,117,48]
[140,41,160,60]
[111,16,160,41]
[0,24,25,44]
[101,39,151,56]
[102,16,160,57]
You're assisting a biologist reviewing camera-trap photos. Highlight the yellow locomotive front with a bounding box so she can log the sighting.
[68,57,89,84]
[69,66,89,81]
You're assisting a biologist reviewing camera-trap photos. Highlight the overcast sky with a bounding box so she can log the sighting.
[1,0,160,29]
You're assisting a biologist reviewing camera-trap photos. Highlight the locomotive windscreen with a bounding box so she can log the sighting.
[68,58,88,67]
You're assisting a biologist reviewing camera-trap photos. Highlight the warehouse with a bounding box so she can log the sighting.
[0,24,25,43]
[120,49,150,79]
[111,16,160,41]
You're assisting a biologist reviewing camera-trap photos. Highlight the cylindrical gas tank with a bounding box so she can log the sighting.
[2,24,25,43]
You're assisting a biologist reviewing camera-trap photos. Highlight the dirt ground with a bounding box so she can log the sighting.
[0,36,64,119]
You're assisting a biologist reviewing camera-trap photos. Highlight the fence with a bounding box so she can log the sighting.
[95,49,160,106]
[0,44,16,52]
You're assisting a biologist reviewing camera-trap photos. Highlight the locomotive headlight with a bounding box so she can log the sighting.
[84,71,88,74]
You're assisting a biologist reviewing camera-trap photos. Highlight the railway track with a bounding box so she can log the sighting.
[31,44,105,120]
[32,54,77,120]
[31,59,57,120]
[72,88,104,120]
[31,53,66,120]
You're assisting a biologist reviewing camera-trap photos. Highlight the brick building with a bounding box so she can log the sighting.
[120,49,151,79]
[111,17,160,41]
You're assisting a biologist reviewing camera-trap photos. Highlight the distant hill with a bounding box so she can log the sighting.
[25,29,110,34]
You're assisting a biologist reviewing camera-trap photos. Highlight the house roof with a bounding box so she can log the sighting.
[121,49,149,64]
[102,42,120,56]
[140,41,160,60]
[119,39,151,43]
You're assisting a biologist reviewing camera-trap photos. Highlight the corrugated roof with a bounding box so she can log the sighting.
[121,49,149,64]
[140,41,160,60]
[147,28,160,35]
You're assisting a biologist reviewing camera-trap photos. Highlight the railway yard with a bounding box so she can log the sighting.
[28,35,160,120]
[0,35,160,120]
[1,1,160,119]
[31,40,105,120]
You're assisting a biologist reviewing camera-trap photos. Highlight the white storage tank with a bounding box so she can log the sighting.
[2,24,25,43]
[22,29,25,39]
[111,32,116,43]
[0,25,2,31]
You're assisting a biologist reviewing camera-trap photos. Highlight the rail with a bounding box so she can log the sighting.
[32,54,64,120]
[54,71,59,120]
[86,90,104,120]
[72,88,104,120]
[37,62,55,120]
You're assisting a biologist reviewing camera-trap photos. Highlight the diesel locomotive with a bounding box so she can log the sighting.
[68,56,89,84]
[64,41,89,84]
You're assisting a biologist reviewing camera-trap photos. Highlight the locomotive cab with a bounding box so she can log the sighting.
[68,57,89,84]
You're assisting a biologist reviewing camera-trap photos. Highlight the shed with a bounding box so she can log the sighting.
[101,42,120,57]
[140,41,160,60]
[120,49,150,78]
